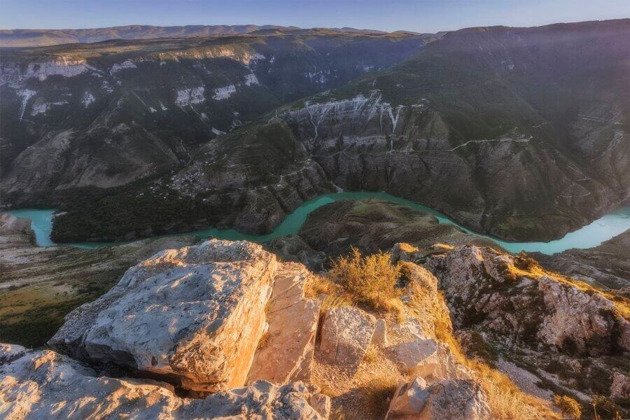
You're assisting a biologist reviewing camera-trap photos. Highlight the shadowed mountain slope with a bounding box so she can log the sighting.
[46,19,630,243]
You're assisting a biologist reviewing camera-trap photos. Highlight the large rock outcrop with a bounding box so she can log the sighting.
[3,236,579,419]
[424,245,630,357]
[413,244,630,403]
[0,347,330,419]
[49,240,278,392]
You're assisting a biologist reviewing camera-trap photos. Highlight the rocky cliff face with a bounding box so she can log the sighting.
[0,30,429,204]
[407,245,630,407]
[279,90,628,241]
[45,19,630,244]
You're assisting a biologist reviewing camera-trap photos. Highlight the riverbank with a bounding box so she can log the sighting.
[9,192,630,255]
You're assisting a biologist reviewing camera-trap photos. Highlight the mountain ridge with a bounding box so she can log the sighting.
[0,24,431,48]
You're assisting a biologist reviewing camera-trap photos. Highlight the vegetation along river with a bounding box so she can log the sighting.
[8,192,630,255]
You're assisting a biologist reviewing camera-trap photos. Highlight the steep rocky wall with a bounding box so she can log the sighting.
[0,31,426,201]
[44,21,630,243]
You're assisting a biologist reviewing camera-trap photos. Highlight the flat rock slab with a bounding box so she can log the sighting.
[248,263,321,384]
[0,348,330,419]
[49,240,277,392]
[318,306,376,368]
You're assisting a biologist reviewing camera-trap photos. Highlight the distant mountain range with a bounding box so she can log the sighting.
[0,25,405,47]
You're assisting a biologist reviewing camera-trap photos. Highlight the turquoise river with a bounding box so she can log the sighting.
[8,192,630,255]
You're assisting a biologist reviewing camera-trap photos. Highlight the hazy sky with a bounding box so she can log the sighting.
[2,0,629,32]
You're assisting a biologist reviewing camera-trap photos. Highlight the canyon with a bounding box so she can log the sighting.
[2,18,630,420]
[3,19,625,244]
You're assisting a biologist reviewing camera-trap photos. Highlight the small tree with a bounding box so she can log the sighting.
[554,395,581,419]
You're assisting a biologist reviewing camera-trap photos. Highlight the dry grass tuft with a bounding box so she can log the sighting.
[554,395,581,419]
[397,243,420,253]
[470,360,558,420]
[328,248,402,313]
[362,345,380,364]
[320,294,352,311]
[304,273,341,299]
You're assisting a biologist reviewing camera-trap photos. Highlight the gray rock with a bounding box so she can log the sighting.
[389,339,439,377]
[0,347,330,419]
[611,371,630,400]
[318,306,376,368]
[424,245,630,357]
[0,343,27,365]
[386,377,490,420]
[49,239,278,392]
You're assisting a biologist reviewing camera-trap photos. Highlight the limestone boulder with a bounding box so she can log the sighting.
[318,306,376,368]
[386,377,490,420]
[248,263,321,384]
[49,239,278,392]
[0,348,330,419]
